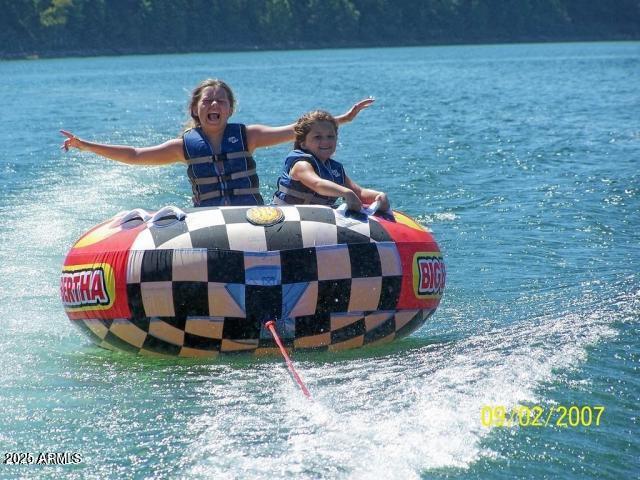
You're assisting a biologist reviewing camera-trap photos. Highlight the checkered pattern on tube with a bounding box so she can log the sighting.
[129,205,393,251]
[71,205,435,356]
[75,308,436,357]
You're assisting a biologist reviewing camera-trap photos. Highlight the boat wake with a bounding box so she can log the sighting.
[177,283,637,478]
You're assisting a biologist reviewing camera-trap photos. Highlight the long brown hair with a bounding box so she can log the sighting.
[293,110,339,149]
[184,78,236,131]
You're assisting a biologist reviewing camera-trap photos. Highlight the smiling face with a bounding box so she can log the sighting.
[193,85,233,130]
[300,120,338,162]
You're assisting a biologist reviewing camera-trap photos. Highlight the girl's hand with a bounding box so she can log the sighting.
[344,190,363,211]
[375,192,390,212]
[60,130,82,151]
[341,97,375,123]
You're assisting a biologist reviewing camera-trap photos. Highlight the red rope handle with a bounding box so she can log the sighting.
[264,320,312,399]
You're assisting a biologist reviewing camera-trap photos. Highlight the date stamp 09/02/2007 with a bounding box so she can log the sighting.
[3,452,83,466]
[481,405,605,428]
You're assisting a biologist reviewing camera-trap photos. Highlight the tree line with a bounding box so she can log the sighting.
[2,0,639,59]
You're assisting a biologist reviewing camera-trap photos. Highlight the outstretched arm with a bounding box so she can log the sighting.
[290,161,362,211]
[334,97,375,124]
[344,174,390,211]
[60,130,185,166]
[246,97,375,152]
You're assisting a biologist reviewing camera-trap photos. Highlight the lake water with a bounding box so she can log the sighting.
[0,42,638,479]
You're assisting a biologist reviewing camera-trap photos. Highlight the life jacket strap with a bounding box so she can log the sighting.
[198,187,261,201]
[277,185,335,205]
[192,168,257,185]
[185,151,250,165]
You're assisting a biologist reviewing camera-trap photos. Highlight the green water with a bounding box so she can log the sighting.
[0,42,638,478]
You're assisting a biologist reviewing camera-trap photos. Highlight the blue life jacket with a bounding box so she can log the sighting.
[273,149,346,206]
[182,124,263,206]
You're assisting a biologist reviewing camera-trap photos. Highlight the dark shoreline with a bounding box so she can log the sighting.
[3,35,639,62]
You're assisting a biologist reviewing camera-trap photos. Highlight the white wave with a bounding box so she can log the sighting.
[415,212,458,226]
[177,300,624,479]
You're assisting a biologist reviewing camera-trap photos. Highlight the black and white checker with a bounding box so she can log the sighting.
[72,205,432,356]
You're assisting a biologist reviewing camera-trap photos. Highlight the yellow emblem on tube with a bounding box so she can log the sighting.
[246,206,285,226]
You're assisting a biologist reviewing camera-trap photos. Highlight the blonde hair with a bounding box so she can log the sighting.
[294,110,339,150]
[185,78,236,130]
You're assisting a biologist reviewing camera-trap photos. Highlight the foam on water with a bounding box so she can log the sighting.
[173,287,628,478]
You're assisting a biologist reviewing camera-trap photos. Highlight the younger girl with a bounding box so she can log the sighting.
[273,110,389,212]
[61,78,373,207]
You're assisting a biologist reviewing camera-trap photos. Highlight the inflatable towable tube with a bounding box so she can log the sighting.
[60,205,445,357]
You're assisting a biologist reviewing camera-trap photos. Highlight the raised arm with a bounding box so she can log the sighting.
[245,98,375,152]
[334,97,375,124]
[60,130,185,166]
